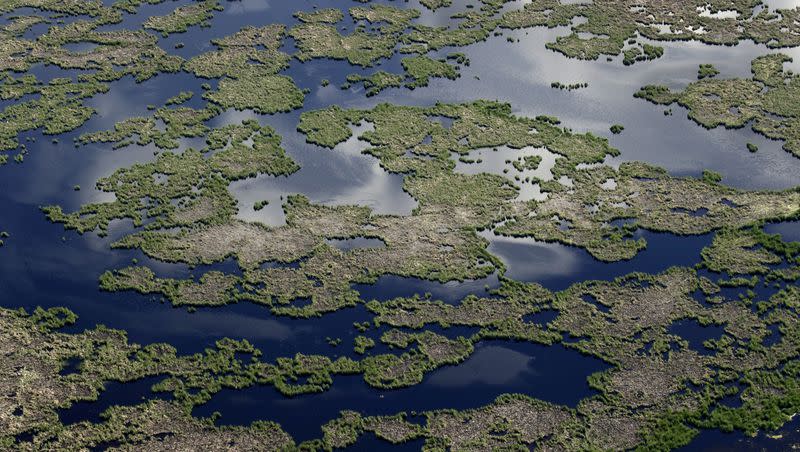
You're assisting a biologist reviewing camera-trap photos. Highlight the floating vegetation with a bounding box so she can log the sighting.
[698,63,720,79]
[345,71,404,97]
[0,1,184,163]
[286,0,800,87]
[78,104,222,150]
[551,81,588,91]
[165,91,194,105]
[294,8,343,24]
[622,43,664,66]
[511,155,542,172]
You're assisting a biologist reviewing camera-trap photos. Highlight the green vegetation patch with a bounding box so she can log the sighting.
[419,0,452,11]
[701,227,784,274]
[0,76,108,152]
[636,54,800,158]
[143,0,220,35]
[295,8,343,24]
[289,5,419,67]
[204,70,304,114]
[698,64,720,79]
[346,56,459,96]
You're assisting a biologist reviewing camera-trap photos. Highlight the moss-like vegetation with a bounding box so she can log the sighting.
[112,0,167,14]
[289,5,419,67]
[346,56,459,96]
[165,90,193,105]
[186,25,304,114]
[502,0,800,62]
[294,8,343,24]
[698,64,720,79]
[551,81,588,91]
[0,305,299,449]
[279,0,800,102]
[622,43,664,66]
[204,71,304,114]
[66,23,303,155]
[79,104,222,150]
[49,118,298,231]
[3,0,795,166]
[0,76,108,152]
[353,336,375,354]
[401,56,459,88]
[345,71,404,96]
[143,0,220,35]
[419,0,452,11]
[511,155,542,172]
[701,227,785,275]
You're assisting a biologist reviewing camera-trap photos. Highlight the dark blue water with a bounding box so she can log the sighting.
[354,273,501,303]
[59,376,173,425]
[1,0,800,449]
[325,237,387,251]
[765,220,800,242]
[669,319,726,356]
[682,414,800,451]
[487,230,714,291]
[193,340,609,442]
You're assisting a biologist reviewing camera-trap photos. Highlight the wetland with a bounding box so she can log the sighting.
[2,0,800,450]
